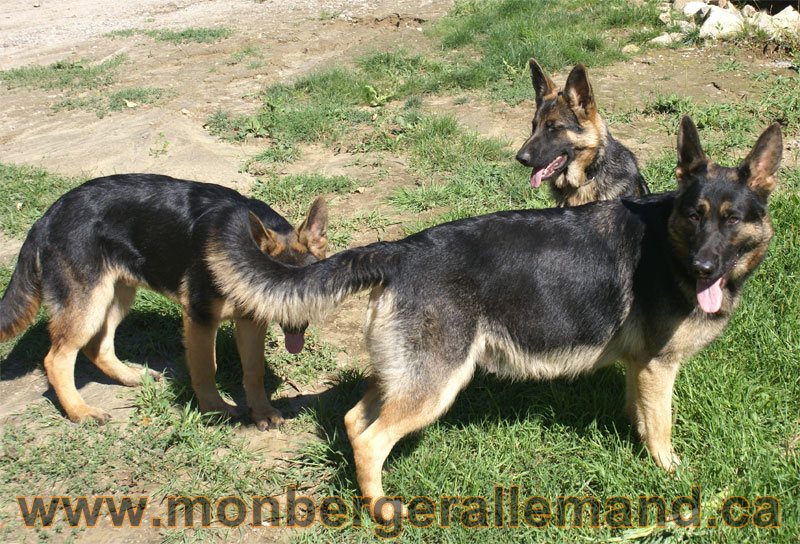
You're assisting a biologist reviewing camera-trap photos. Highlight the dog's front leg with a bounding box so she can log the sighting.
[626,358,681,471]
[235,318,284,431]
[183,314,238,417]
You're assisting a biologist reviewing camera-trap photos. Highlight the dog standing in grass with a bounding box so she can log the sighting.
[516,59,650,206]
[219,117,781,519]
[0,174,327,429]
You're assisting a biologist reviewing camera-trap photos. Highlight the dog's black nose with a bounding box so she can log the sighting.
[516,149,531,165]
[692,259,715,278]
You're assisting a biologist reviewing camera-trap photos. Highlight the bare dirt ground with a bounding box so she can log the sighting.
[0,1,796,541]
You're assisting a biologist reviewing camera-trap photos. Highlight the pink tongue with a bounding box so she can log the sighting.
[696,278,723,313]
[284,333,305,354]
[531,169,544,188]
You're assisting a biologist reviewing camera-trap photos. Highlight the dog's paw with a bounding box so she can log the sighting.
[69,405,112,425]
[198,397,239,418]
[146,368,163,382]
[253,408,285,432]
[374,499,407,523]
[654,448,682,473]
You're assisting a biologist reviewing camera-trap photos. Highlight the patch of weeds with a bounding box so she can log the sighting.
[716,59,744,72]
[433,0,661,103]
[640,75,800,156]
[0,54,127,91]
[390,112,548,225]
[108,87,168,111]
[243,142,301,174]
[265,329,340,387]
[149,132,170,157]
[250,173,360,223]
[318,9,340,20]
[226,46,264,66]
[327,210,392,250]
[145,27,233,44]
[53,87,168,118]
[0,163,81,237]
[105,27,232,44]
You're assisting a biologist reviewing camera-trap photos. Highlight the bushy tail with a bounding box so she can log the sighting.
[206,213,409,328]
[0,232,42,341]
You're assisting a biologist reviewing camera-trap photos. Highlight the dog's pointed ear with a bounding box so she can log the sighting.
[249,211,282,255]
[298,196,328,258]
[529,58,556,108]
[675,116,706,184]
[563,64,595,119]
[740,123,782,199]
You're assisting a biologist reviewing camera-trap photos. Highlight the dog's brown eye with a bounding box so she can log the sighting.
[688,212,701,222]
[727,216,740,225]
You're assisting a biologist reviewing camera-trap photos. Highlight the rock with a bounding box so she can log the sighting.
[742,5,757,19]
[649,32,684,45]
[683,1,711,21]
[707,0,728,8]
[676,20,696,32]
[773,6,800,31]
[699,6,744,38]
[622,44,641,54]
[672,0,691,12]
[659,12,672,25]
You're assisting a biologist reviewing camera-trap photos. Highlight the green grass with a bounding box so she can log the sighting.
[639,74,800,156]
[107,27,233,44]
[0,55,127,91]
[0,163,80,237]
[433,0,662,103]
[53,87,169,118]
[208,0,662,169]
[250,173,361,224]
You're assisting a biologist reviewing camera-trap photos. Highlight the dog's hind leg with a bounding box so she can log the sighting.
[344,378,380,443]
[235,318,283,431]
[44,277,117,423]
[626,358,681,471]
[182,314,238,417]
[82,284,160,386]
[350,359,475,521]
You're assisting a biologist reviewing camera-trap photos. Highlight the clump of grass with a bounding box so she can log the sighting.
[0,54,127,91]
[53,87,168,118]
[250,173,360,222]
[0,163,81,237]
[105,27,232,43]
[640,74,800,156]
[433,0,662,103]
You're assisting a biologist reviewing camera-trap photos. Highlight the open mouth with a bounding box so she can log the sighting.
[696,276,727,314]
[530,154,568,188]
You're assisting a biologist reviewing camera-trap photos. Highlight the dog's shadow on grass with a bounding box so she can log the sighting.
[0,309,182,408]
[288,366,631,495]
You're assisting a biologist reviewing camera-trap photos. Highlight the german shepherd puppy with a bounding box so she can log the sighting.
[212,117,780,518]
[0,174,327,429]
[516,59,649,206]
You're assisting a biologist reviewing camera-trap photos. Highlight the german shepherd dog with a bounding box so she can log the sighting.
[212,116,780,518]
[516,59,649,206]
[0,174,327,428]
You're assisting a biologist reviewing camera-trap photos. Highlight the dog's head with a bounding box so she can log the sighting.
[515,59,606,190]
[248,197,328,353]
[668,116,781,314]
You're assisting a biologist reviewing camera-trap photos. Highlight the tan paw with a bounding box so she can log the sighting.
[653,448,682,472]
[374,499,407,523]
[198,396,239,417]
[68,404,112,425]
[253,407,285,431]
